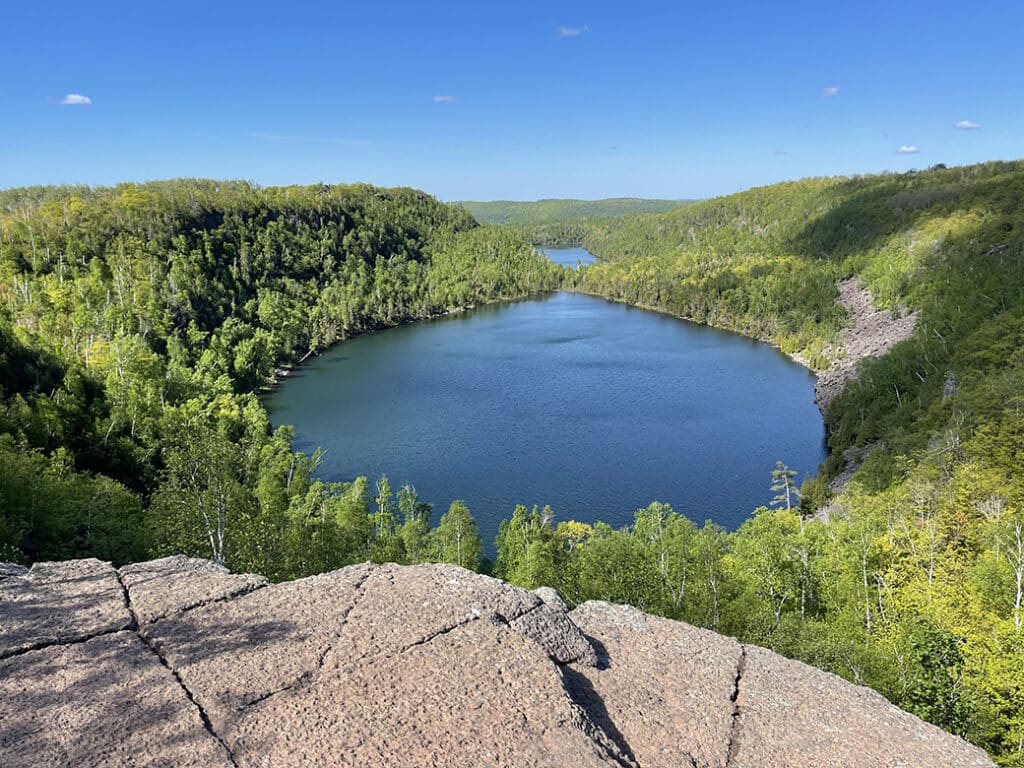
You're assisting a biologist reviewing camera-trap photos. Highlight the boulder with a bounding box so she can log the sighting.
[569,600,742,767]
[729,645,993,768]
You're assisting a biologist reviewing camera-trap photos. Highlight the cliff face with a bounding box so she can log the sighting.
[0,557,993,768]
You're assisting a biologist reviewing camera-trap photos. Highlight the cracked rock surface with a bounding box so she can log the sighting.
[0,558,995,767]
[0,631,234,768]
[120,555,268,627]
[143,561,376,733]
[569,600,742,768]
[0,558,133,658]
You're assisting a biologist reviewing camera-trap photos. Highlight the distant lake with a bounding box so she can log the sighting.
[265,292,826,551]
[541,247,597,268]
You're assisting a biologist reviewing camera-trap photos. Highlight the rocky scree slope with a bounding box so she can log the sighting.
[811,277,918,411]
[0,557,993,767]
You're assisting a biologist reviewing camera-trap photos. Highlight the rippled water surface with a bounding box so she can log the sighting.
[265,291,826,549]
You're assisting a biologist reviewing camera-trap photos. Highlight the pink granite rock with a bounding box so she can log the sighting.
[570,600,742,768]
[142,561,377,732]
[119,555,268,626]
[0,558,132,658]
[0,559,998,768]
[0,631,234,768]
[730,645,994,768]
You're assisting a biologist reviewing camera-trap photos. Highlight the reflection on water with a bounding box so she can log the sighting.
[265,292,826,550]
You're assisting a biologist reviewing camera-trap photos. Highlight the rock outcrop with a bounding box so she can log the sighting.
[0,557,993,767]
[814,277,918,411]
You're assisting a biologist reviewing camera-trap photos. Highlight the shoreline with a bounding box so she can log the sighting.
[261,292,556,393]
[267,276,916,495]
[565,287,830,407]
[569,278,918,419]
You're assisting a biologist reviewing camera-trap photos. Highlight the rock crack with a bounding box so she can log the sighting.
[115,569,240,768]
[725,646,747,767]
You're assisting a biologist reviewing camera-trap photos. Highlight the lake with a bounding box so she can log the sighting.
[540,247,597,268]
[264,291,827,551]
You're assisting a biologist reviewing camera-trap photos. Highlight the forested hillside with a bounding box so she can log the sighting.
[457,197,686,225]
[4,165,1024,763]
[457,197,688,246]
[0,180,563,577]
[502,161,1024,764]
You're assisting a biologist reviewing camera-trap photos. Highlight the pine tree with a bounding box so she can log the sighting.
[770,461,800,512]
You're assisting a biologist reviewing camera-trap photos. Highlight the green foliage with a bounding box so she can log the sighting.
[397,483,432,563]
[6,163,1024,763]
[770,461,800,511]
[494,504,563,589]
[456,198,692,246]
[433,500,483,570]
[456,198,688,226]
[0,179,555,568]
[898,617,975,734]
[0,434,145,564]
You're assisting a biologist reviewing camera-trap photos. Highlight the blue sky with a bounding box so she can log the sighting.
[1,0,1020,200]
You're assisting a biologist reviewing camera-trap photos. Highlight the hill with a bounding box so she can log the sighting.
[4,165,1024,763]
[455,198,690,246]
[455,197,688,225]
[0,180,563,572]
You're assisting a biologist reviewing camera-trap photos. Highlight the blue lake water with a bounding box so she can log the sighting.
[541,247,598,268]
[264,291,827,551]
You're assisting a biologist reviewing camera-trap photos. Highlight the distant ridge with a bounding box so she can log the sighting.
[455,197,689,226]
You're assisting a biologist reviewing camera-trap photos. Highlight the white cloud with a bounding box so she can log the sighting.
[821,86,840,97]
[898,145,920,154]
[433,95,457,104]
[59,93,91,105]
[955,119,981,129]
[558,25,590,37]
